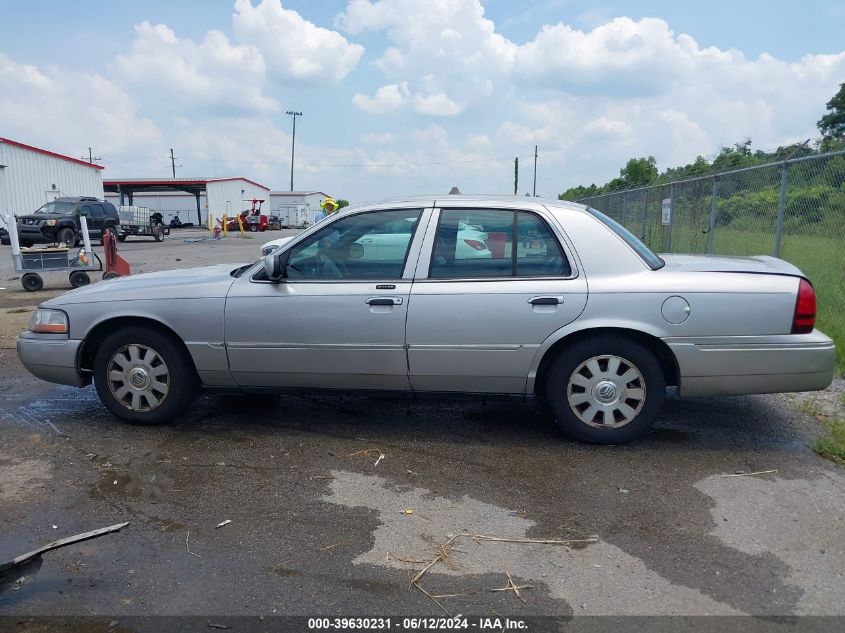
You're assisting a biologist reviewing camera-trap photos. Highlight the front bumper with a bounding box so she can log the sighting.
[665,330,836,397]
[17,225,50,243]
[17,333,84,387]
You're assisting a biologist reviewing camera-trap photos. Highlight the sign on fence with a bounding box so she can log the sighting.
[661,198,672,225]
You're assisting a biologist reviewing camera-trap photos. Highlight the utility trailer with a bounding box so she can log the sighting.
[116,205,169,242]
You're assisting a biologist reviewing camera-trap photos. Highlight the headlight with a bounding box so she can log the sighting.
[28,309,68,334]
[45,219,57,226]
[261,245,279,257]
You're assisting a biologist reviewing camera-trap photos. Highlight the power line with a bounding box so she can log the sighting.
[286,110,302,191]
[177,152,533,168]
[80,147,101,164]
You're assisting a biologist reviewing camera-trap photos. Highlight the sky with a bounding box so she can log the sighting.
[1,0,843,201]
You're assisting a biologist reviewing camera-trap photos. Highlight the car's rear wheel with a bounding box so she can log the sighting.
[93,327,198,425]
[544,336,665,443]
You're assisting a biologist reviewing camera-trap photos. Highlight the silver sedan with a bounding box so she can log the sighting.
[17,196,836,443]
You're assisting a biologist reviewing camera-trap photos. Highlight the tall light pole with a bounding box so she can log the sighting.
[286,110,302,191]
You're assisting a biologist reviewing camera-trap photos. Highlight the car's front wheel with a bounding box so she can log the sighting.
[57,227,76,246]
[544,336,665,443]
[93,327,198,425]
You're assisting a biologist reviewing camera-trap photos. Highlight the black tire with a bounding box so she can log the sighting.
[20,240,33,248]
[103,271,120,280]
[249,224,258,232]
[68,270,90,288]
[93,326,198,425]
[544,335,665,444]
[101,226,118,245]
[21,273,43,292]
[57,227,76,246]
[117,234,127,242]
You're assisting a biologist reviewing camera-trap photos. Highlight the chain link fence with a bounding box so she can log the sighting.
[578,150,845,367]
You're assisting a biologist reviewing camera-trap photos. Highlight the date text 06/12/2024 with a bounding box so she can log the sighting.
[307,617,528,630]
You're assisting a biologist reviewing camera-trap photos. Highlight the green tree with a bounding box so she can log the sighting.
[619,156,658,186]
[335,198,350,209]
[558,184,598,201]
[818,83,845,141]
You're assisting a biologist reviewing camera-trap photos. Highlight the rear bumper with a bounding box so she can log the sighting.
[664,330,836,397]
[17,333,84,387]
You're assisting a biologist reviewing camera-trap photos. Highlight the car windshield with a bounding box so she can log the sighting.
[586,208,665,270]
[36,201,76,215]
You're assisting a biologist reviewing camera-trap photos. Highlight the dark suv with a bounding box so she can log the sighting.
[16,197,120,247]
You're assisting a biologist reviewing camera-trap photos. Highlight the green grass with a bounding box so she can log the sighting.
[815,418,845,465]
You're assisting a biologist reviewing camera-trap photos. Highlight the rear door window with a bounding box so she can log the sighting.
[430,209,570,279]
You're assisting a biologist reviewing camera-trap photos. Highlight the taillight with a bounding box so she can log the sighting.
[792,278,816,334]
[463,239,487,251]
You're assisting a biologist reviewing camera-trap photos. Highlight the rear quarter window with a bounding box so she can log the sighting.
[586,208,665,270]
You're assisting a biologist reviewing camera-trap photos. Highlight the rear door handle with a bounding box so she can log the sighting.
[366,296,403,306]
[529,296,563,305]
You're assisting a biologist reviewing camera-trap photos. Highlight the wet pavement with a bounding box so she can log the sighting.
[1,350,844,620]
[1,230,844,623]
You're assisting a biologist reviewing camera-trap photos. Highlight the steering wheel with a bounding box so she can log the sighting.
[317,251,344,278]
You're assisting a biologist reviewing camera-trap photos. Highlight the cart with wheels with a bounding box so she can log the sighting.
[7,214,127,292]
[14,247,103,292]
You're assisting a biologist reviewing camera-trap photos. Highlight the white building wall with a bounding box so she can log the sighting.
[0,140,104,223]
[206,179,269,224]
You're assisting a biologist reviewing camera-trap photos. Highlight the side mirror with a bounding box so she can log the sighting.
[264,252,283,282]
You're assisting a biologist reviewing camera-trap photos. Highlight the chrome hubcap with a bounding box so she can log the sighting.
[567,355,646,429]
[107,344,170,412]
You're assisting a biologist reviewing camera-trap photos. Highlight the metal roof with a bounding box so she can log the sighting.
[0,137,105,170]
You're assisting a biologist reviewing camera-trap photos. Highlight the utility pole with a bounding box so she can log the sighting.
[170,149,178,178]
[286,110,303,191]
[532,145,538,196]
[514,157,518,195]
[80,147,101,164]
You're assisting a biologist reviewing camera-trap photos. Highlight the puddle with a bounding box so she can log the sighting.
[323,469,742,615]
[89,470,142,499]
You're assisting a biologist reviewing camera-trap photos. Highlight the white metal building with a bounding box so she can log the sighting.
[0,137,105,223]
[103,177,270,225]
[104,191,208,225]
[268,191,330,227]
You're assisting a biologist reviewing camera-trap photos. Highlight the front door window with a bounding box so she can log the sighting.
[286,209,423,280]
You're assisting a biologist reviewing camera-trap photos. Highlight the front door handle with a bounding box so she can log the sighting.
[529,296,563,306]
[366,296,403,306]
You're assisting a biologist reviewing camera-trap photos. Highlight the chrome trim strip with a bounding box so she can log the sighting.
[227,342,405,350]
[408,344,528,351]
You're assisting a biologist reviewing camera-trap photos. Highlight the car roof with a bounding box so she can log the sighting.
[53,196,102,203]
[340,195,588,215]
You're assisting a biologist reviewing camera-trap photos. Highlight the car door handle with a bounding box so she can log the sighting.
[529,296,564,305]
[366,296,403,306]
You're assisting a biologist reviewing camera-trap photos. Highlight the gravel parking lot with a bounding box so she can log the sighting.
[1,230,843,625]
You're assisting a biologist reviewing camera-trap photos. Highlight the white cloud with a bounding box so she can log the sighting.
[337,0,514,102]
[584,117,633,136]
[412,92,462,117]
[234,0,364,82]
[352,82,409,114]
[361,132,396,144]
[112,21,278,113]
[0,52,161,161]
